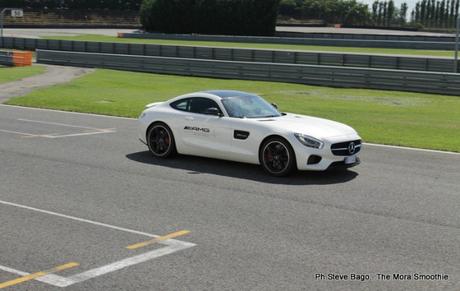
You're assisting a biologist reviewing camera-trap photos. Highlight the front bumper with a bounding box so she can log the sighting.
[327,157,361,170]
[290,135,362,171]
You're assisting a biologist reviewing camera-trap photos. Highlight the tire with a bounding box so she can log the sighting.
[147,122,176,158]
[259,137,296,177]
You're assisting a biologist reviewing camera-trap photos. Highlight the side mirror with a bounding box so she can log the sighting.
[205,107,223,117]
[271,103,278,109]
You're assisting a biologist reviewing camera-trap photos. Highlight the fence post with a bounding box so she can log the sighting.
[454,16,460,73]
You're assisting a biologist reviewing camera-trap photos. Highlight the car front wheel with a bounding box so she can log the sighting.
[147,123,176,158]
[259,137,296,177]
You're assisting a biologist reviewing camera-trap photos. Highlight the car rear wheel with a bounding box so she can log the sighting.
[259,137,296,177]
[147,123,176,158]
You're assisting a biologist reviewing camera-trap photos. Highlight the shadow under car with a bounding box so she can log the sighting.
[126,151,359,186]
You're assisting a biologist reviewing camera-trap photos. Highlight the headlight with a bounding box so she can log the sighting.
[139,112,147,119]
[294,133,324,149]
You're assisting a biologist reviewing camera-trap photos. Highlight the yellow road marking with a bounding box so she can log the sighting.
[0,262,79,289]
[127,230,191,250]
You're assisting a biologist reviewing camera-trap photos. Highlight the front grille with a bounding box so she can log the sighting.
[331,140,362,156]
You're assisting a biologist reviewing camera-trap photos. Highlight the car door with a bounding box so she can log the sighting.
[180,97,225,157]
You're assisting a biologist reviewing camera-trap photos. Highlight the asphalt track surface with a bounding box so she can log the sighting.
[0,104,459,290]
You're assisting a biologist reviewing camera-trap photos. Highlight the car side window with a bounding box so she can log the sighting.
[170,98,190,112]
[189,98,222,115]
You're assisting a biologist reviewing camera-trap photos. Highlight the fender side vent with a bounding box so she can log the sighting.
[234,130,250,140]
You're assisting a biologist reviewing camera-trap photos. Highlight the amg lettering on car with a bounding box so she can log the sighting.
[184,126,210,133]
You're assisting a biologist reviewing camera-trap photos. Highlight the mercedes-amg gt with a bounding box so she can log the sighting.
[138,90,362,176]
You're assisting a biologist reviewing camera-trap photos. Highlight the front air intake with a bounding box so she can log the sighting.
[331,140,362,156]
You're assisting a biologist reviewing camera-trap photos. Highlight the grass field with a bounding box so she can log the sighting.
[45,35,454,58]
[6,69,460,152]
[0,65,45,84]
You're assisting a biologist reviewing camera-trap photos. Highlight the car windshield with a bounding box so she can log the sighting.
[221,94,281,118]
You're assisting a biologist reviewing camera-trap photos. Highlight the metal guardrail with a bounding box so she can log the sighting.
[0,50,13,66]
[1,37,458,73]
[275,32,455,42]
[37,49,460,96]
[118,32,456,50]
[0,49,32,66]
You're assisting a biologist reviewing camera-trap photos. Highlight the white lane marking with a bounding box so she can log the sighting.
[0,119,116,139]
[17,118,108,131]
[0,200,196,287]
[2,104,458,155]
[0,265,73,288]
[0,129,40,137]
[0,200,195,248]
[0,265,28,276]
[42,129,116,139]
[364,143,460,155]
[65,245,191,286]
[0,104,135,120]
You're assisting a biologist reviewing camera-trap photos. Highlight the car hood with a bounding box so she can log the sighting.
[257,113,358,139]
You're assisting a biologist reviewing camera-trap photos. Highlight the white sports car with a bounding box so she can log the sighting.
[138,90,362,176]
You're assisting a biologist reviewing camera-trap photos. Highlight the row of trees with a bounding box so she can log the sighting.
[140,0,280,36]
[2,0,459,30]
[278,0,370,26]
[0,0,141,10]
[279,0,460,28]
[371,1,408,26]
[412,0,460,28]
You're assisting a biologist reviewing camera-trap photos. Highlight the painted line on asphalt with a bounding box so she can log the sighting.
[127,230,191,250]
[0,264,73,288]
[0,199,196,247]
[0,104,135,120]
[65,245,190,286]
[0,128,41,137]
[364,143,460,155]
[0,119,116,139]
[18,118,110,131]
[1,104,458,155]
[42,129,116,139]
[0,262,79,289]
[0,200,196,288]
[0,265,28,276]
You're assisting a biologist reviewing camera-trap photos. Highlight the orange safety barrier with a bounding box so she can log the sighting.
[12,51,33,67]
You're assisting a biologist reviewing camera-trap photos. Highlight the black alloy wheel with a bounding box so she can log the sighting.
[260,137,296,177]
[147,123,176,158]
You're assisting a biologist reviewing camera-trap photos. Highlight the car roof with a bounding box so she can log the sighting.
[203,90,256,99]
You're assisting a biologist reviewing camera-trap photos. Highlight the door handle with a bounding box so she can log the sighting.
[185,116,195,121]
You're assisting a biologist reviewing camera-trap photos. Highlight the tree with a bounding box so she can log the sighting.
[430,0,436,26]
[372,0,379,24]
[415,2,421,22]
[435,0,440,26]
[420,0,427,24]
[400,2,408,24]
[450,0,456,26]
[383,1,388,26]
[440,0,446,27]
[387,0,395,26]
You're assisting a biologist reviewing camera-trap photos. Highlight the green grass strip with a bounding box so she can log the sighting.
[6,69,460,152]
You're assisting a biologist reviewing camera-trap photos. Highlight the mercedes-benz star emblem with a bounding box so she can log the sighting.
[348,142,356,154]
